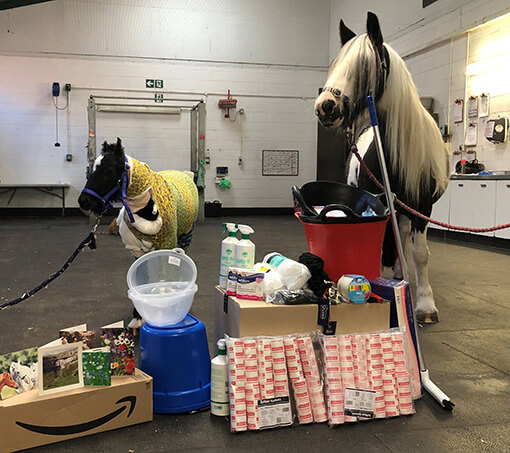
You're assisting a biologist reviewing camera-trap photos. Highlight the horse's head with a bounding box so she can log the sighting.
[315,12,390,130]
[78,137,126,215]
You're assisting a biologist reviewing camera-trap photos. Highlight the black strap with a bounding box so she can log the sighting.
[0,232,97,310]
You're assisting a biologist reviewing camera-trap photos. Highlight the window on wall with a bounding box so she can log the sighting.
[423,0,438,7]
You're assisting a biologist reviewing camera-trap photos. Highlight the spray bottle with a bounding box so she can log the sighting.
[219,223,238,288]
[210,339,229,416]
[235,224,255,269]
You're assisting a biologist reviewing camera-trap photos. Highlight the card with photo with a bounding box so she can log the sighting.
[38,339,83,395]
[0,347,38,400]
[59,323,95,350]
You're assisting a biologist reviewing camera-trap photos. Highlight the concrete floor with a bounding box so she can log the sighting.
[1,215,509,453]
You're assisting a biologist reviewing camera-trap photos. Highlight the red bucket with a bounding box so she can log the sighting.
[296,212,388,282]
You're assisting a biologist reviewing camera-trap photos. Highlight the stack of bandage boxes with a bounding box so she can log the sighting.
[227,334,327,431]
[228,339,248,432]
[296,337,327,423]
[322,330,414,426]
[283,337,312,424]
[226,329,414,432]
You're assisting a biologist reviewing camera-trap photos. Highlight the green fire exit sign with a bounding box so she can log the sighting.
[145,79,163,89]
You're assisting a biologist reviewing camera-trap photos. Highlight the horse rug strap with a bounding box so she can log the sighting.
[177,225,194,250]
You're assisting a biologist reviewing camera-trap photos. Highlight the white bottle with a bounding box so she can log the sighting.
[210,339,229,416]
[219,223,238,288]
[263,252,311,291]
[235,225,255,269]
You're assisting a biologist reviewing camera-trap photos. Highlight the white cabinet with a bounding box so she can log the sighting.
[430,184,451,230]
[428,178,510,239]
[449,180,496,237]
[495,181,510,239]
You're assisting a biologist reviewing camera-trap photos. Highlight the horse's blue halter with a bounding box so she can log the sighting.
[81,156,136,223]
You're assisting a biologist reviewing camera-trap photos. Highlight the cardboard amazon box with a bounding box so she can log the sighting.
[214,286,389,340]
[0,368,152,453]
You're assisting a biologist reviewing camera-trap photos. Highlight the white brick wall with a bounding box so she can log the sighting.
[0,0,330,209]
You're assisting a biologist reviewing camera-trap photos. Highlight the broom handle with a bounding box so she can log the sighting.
[366,95,424,369]
[367,96,454,409]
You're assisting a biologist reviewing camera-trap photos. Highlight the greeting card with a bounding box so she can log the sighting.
[100,321,135,376]
[59,323,95,350]
[82,347,111,386]
[38,339,83,395]
[0,347,38,400]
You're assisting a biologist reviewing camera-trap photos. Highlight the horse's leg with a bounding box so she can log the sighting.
[392,214,411,280]
[411,225,439,323]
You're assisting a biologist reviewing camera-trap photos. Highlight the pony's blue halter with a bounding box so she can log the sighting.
[81,157,136,223]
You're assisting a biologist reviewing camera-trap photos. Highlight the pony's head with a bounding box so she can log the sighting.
[315,12,449,202]
[315,12,389,130]
[78,138,126,215]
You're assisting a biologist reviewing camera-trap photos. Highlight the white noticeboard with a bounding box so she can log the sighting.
[262,150,299,176]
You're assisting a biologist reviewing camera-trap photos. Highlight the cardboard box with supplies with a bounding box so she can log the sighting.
[0,368,153,453]
[214,287,389,340]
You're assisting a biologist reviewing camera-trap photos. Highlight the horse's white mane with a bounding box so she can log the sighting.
[380,44,449,201]
[329,35,450,202]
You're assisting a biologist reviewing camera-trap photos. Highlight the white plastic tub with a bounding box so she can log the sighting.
[127,248,198,326]
[128,283,198,327]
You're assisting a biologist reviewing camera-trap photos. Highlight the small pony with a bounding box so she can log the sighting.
[78,138,199,326]
[315,13,450,323]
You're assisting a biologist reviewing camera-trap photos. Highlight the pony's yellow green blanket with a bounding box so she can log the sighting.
[124,157,198,251]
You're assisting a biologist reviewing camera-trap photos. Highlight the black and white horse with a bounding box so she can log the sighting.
[315,13,449,323]
[79,138,199,327]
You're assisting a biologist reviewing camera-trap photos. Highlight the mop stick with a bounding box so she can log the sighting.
[366,95,454,410]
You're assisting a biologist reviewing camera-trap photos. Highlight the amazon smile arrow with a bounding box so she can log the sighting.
[15,396,136,436]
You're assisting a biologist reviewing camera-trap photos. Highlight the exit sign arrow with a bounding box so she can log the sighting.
[145,79,155,88]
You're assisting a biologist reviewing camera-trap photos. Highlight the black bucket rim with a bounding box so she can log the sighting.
[293,181,389,224]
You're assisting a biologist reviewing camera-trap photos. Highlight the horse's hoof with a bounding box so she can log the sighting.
[416,311,439,324]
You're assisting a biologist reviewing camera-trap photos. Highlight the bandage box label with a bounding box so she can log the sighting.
[258,396,292,429]
[344,388,376,418]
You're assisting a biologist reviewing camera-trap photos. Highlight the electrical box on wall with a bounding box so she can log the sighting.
[216,166,228,183]
[485,117,509,144]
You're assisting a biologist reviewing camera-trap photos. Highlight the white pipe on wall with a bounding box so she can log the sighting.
[96,104,181,114]
[74,86,316,101]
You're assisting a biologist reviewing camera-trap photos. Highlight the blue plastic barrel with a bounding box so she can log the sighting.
[140,314,211,413]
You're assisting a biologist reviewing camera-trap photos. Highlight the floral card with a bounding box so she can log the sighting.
[59,323,95,350]
[82,347,111,386]
[99,321,135,376]
[0,347,38,400]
